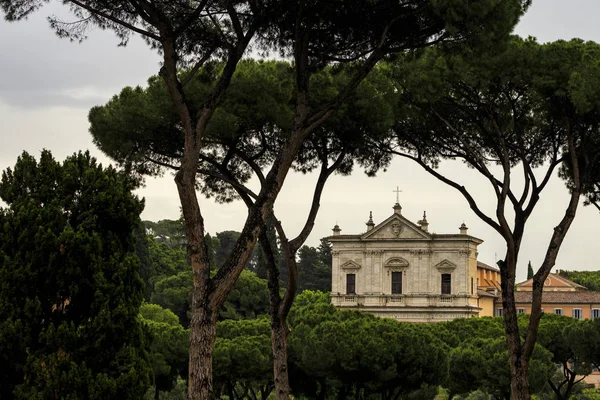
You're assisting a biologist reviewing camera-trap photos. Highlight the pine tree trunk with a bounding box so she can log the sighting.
[500,256,531,400]
[261,227,295,400]
[271,321,290,400]
[507,352,530,400]
[187,304,217,400]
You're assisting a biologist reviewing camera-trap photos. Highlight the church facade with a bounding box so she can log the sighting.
[329,202,494,322]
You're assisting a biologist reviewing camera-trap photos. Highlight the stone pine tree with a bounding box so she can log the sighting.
[387,38,600,399]
[0,150,150,399]
[1,1,530,397]
[90,59,396,397]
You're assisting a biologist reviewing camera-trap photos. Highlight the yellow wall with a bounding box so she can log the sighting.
[479,297,496,317]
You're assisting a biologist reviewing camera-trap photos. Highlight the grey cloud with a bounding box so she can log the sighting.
[0,3,160,109]
[0,87,110,109]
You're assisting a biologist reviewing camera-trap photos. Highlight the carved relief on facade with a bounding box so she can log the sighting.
[409,249,433,256]
[391,221,403,237]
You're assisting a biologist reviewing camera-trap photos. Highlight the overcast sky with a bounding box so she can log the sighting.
[1,1,599,282]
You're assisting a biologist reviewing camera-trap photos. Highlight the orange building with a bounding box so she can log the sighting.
[495,273,600,319]
[476,261,502,317]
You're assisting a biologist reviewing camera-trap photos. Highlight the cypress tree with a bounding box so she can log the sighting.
[0,151,151,399]
[527,261,534,280]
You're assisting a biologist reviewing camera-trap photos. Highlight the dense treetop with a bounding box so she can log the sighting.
[0,151,150,399]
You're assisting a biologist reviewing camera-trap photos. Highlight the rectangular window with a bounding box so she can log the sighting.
[554,308,563,315]
[496,308,504,317]
[592,309,600,319]
[517,308,526,314]
[391,271,402,294]
[346,274,356,295]
[471,277,474,295]
[441,274,451,295]
[572,309,582,320]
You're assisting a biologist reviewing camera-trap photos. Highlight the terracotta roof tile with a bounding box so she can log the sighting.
[477,261,500,272]
[513,291,600,304]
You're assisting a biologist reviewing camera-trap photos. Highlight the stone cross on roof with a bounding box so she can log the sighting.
[393,186,402,204]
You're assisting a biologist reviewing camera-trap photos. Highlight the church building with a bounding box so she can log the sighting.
[329,200,499,322]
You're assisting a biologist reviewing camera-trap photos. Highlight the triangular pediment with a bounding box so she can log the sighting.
[340,260,361,270]
[516,273,587,292]
[435,259,457,273]
[361,213,431,240]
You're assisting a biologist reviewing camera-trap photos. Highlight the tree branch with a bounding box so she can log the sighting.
[289,150,346,252]
[390,148,503,233]
[67,0,160,40]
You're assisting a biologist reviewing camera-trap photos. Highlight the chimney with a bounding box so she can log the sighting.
[366,211,375,231]
[459,222,468,235]
[332,224,341,236]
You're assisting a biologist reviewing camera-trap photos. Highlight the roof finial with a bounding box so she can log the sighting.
[366,211,375,231]
[418,211,429,232]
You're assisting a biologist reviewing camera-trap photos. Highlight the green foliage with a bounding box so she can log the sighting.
[0,150,150,399]
[140,303,181,326]
[296,244,331,293]
[140,304,188,398]
[564,317,600,369]
[442,317,554,399]
[288,294,449,399]
[148,239,188,276]
[137,219,189,301]
[205,232,216,270]
[390,36,600,400]
[144,377,187,400]
[581,389,600,400]
[89,60,398,207]
[559,270,600,291]
[150,269,270,327]
[527,261,534,280]
[214,319,273,399]
[219,270,270,320]
[144,218,186,247]
[151,271,193,328]
[214,230,241,267]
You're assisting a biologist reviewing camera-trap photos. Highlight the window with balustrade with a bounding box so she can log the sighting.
[346,274,356,295]
[441,274,451,295]
[391,271,402,294]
